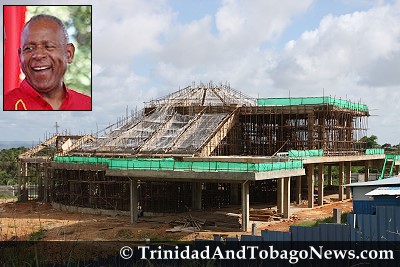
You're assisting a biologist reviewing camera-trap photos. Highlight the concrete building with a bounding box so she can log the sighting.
[18,82,393,231]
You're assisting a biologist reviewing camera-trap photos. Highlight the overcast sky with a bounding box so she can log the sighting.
[1,0,400,146]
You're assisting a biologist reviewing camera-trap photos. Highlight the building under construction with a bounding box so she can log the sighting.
[18,82,391,231]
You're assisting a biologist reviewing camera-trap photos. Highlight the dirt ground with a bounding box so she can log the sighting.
[0,195,352,242]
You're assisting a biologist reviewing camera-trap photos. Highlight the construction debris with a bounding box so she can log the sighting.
[167,215,205,232]
[250,209,282,222]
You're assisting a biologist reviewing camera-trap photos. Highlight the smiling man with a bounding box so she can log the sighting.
[4,14,91,111]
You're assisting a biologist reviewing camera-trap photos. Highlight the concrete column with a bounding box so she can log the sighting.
[307,164,315,208]
[241,181,250,232]
[19,162,28,202]
[295,176,302,204]
[17,161,22,202]
[130,178,138,224]
[333,208,342,224]
[277,178,284,213]
[230,183,239,205]
[283,177,291,219]
[192,182,202,210]
[318,163,324,206]
[327,165,333,186]
[43,162,49,203]
[338,162,345,201]
[345,161,352,199]
[364,160,370,182]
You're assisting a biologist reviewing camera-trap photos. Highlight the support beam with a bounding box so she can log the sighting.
[338,162,344,201]
[318,163,324,206]
[327,165,333,186]
[283,177,291,219]
[277,178,284,213]
[198,109,239,157]
[295,176,302,204]
[241,181,250,232]
[17,160,22,202]
[192,182,202,210]
[307,164,315,208]
[364,160,370,182]
[230,183,239,205]
[345,161,351,199]
[130,178,138,224]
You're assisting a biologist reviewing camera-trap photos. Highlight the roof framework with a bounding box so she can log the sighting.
[76,83,369,157]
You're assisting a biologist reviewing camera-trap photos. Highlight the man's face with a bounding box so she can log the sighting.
[19,19,74,94]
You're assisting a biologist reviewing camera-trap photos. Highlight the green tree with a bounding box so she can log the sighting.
[27,6,91,96]
[0,147,27,185]
[359,135,380,149]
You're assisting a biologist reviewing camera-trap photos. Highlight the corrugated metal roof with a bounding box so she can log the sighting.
[365,186,400,196]
[346,176,400,187]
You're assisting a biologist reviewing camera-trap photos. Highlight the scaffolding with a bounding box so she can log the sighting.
[19,82,371,213]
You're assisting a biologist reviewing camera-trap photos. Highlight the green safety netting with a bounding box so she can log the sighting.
[365,148,385,155]
[257,97,368,112]
[288,150,323,158]
[54,156,303,173]
[385,154,400,160]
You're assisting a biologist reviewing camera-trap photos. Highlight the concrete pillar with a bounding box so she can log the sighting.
[318,163,324,206]
[230,183,239,205]
[192,182,202,210]
[338,162,345,201]
[19,162,28,202]
[241,181,250,232]
[130,178,138,224]
[364,160,370,182]
[333,208,342,224]
[43,162,50,203]
[327,165,333,186]
[17,161,22,202]
[277,178,284,213]
[345,161,352,199]
[295,176,302,204]
[307,164,315,208]
[283,177,291,219]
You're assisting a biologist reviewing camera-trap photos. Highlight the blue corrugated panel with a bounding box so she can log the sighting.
[240,234,262,241]
[353,200,375,214]
[319,224,350,241]
[290,226,320,241]
[261,230,291,241]
[376,206,400,241]
[357,213,378,241]
[226,236,239,241]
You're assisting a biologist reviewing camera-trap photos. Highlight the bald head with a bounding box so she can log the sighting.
[22,14,69,44]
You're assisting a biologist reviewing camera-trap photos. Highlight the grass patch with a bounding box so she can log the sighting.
[294,212,349,227]
[30,228,47,241]
[59,230,75,236]
[0,193,14,199]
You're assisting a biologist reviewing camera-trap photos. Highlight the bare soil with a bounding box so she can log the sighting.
[0,196,352,242]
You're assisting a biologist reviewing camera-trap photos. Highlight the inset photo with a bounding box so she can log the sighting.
[3,5,92,111]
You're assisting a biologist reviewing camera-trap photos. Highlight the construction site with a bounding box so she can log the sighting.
[16,82,396,232]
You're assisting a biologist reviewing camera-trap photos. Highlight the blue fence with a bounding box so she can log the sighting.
[227,206,400,242]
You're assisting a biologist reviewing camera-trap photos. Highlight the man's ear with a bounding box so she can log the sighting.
[66,43,75,64]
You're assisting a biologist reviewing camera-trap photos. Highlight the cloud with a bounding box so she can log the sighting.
[94,0,173,65]
[1,0,400,146]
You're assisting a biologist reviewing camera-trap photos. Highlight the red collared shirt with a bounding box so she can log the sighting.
[4,79,91,111]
